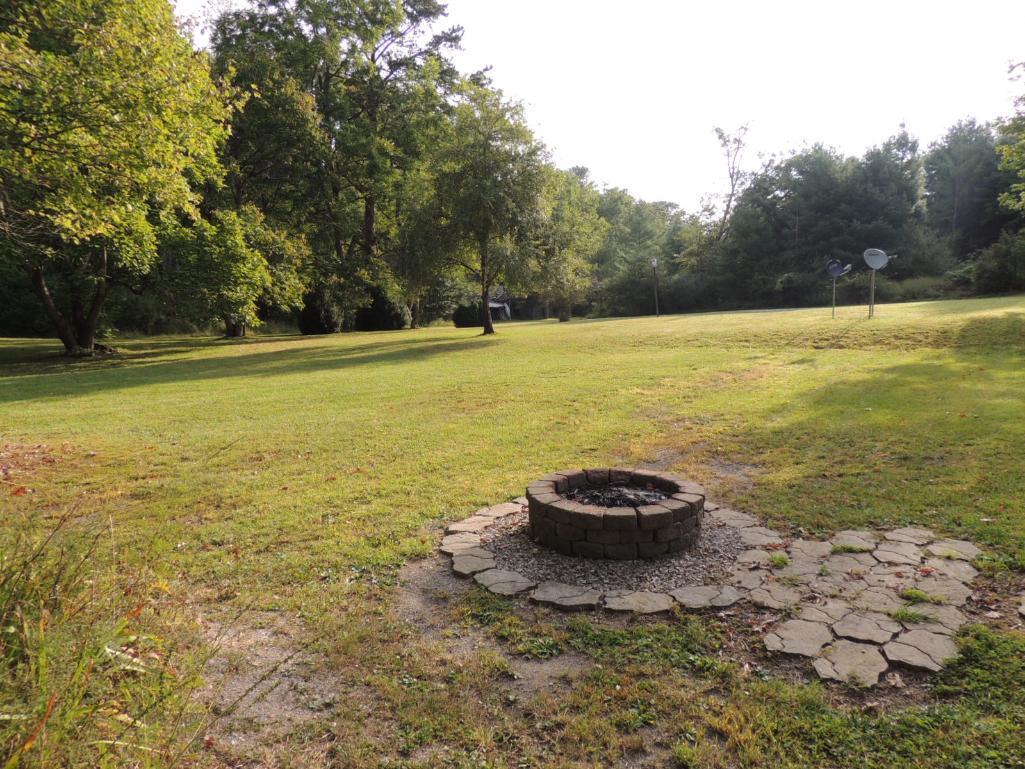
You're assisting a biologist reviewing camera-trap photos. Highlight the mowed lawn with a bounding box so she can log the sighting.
[3,295,1025,768]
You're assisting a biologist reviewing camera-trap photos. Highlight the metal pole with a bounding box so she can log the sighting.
[832,278,837,319]
[652,263,660,316]
[868,269,876,318]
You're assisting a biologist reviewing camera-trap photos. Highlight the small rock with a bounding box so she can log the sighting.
[763,619,833,657]
[530,582,601,611]
[813,640,889,687]
[604,590,675,614]
[884,527,935,546]
[1019,596,1025,619]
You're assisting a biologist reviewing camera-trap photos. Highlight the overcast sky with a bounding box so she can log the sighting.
[175,0,1025,210]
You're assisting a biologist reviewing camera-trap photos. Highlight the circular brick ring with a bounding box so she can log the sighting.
[526,468,705,560]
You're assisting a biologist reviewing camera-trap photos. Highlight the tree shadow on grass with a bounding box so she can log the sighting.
[732,321,1025,549]
[0,332,502,405]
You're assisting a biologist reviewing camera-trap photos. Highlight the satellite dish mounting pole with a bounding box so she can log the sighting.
[862,249,889,319]
[651,257,660,317]
[825,258,850,319]
[868,269,876,319]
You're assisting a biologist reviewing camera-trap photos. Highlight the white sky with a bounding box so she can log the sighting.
[175,0,1025,211]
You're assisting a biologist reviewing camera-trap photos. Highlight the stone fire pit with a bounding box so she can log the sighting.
[526,468,705,559]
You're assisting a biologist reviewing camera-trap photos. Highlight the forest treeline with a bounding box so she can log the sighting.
[3,0,1025,354]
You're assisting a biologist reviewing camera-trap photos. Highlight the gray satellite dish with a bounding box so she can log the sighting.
[826,259,851,318]
[826,259,851,279]
[863,248,889,270]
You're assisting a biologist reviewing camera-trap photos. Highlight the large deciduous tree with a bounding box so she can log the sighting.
[435,85,546,334]
[535,168,606,321]
[0,0,232,354]
[212,0,462,331]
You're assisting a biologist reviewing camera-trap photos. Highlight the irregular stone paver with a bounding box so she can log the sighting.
[923,557,978,582]
[832,611,901,644]
[864,564,915,590]
[478,502,524,519]
[530,582,601,611]
[872,540,922,566]
[512,495,528,506]
[910,575,972,606]
[813,640,889,687]
[709,508,759,528]
[440,532,482,555]
[899,603,966,636]
[736,549,771,566]
[451,553,497,576]
[885,527,935,545]
[1019,595,1025,619]
[604,590,674,614]
[729,566,766,590]
[778,558,822,577]
[831,530,878,551]
[884,629,958,671]
[799,598,851,624]
[670,584,743,609]
[825,552,877,573]
[473,569,536,596]
[739,526,784,547]
[925,539,981,561]
[764,619,833,657]
[849,587,904,614]
[749,582,803,610]
[441,498,1002,688]
[446,516,494,534]
[789,540,833,559]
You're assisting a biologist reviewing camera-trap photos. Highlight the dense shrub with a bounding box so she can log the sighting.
[974,229,1025,293]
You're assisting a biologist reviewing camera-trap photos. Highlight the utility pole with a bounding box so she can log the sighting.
[651,257,660,316]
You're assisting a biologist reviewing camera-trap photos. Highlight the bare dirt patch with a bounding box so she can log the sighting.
[199,610,349,755]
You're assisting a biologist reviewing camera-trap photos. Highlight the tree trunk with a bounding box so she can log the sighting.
[557,306,571,322]
[74,246,108,351]
[481,284,494,335]
[28,266,80,354]
[480,239,495,335]
[224,318,247,337]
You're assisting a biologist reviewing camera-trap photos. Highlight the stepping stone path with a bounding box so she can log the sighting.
[440,500,1000,687]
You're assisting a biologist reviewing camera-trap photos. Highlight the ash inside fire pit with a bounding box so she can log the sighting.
[566,484,668,508]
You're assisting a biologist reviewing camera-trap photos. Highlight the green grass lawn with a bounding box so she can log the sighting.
[3,295,1025,768]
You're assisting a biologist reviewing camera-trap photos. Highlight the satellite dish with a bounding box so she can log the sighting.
[863,248,889,270]
[826,259,851,279]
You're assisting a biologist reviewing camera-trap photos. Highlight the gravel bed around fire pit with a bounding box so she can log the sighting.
[479,510,745,593]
